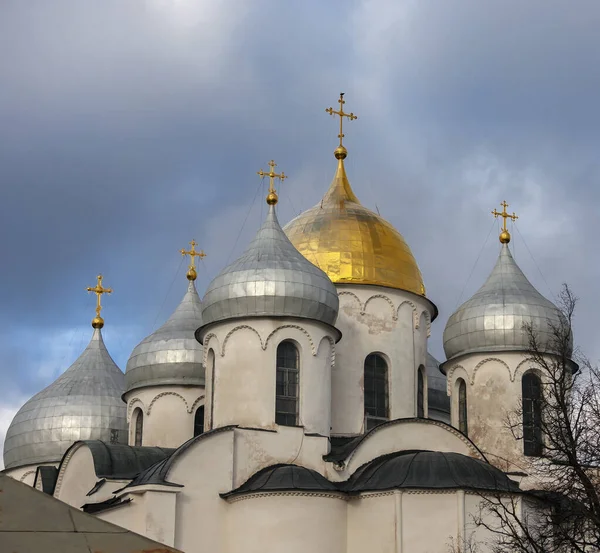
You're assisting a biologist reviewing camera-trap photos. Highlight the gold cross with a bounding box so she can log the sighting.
[86,274,112,329]
[257,160,287,205]
[325,92,357,147]
[492,201,518,244]
[180,239,206,281]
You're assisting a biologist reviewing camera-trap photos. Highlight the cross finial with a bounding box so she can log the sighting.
[492,201,518,244]
[257,160,288,205]
[325,92,357,159]
[180,239,206,281]
[86,274,112,329]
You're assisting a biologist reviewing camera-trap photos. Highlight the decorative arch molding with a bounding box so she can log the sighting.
[221,325,264,356]
[362,294,398,321]
[397,300,419,330]
[317,335,336,368]
[337,290,362,309]
[127,397,147,420]
[19,469,36,483]
[147,391,190,415]
[54,442,85,498]
[471,357,513,384]
[188,395,206,414]
[202,333,220,365]
[264,325,316,355]
[419,310,432,337]
[342,418,485,469]
[513,357,539,381]
[445,365,467,395]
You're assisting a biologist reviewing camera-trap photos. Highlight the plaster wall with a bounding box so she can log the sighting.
[124,385,204,448]
[225,494,347,553]
[201,317,335,436]
[54,445,97,507]
[4,463,53,487]
[445,351,546,474]
[332,284,433,436]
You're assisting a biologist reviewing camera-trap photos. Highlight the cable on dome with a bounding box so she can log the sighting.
[149,256,185,333]
[225,175,264,266]
[513,222,557,302]
[453,218,497,310]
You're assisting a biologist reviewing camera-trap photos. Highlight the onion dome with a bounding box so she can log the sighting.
[201,162,339,328]
[283,146,426,297]
[443,242,568,361]
[125,279,204,393]
[3,328,127,470]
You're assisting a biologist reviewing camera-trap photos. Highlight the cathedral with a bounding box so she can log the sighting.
[2,95,571,553]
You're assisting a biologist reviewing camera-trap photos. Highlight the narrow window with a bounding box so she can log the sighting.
[194,406,205,437]
[457,378,468,435]
[134,408,143,447]
[522,372,543,457]
[276,341,299,426]
[364,354,389,431]
[417,367,425,418]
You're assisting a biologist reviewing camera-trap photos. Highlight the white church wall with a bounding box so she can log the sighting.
[54,444,97,507]
[124,385,204,448]
[232,427,329,488]
[347,493,396,553]
[201,317,336,435]
[225,494,347,553]
[331,284,433,436]
[445,351,542,474]
[4,463,51,487]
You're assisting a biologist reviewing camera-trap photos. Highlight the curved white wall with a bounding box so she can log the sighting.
[124,385,204,448]
[332,284,434,435]
[3,463,51,487]
[201,317,336,436]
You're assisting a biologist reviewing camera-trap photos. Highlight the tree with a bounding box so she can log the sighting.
[475,285,600,552]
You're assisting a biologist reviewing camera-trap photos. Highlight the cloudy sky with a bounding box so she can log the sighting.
[1,0,599,466]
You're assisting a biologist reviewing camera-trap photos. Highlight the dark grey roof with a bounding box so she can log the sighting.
[73,440,174,479]
[343,450,520,493]
[34,465,58,495]
[426,352,450,416]
[0,473,182,553]
[125,281,204,393]
[3,328,128,470]
[221,464,338,498]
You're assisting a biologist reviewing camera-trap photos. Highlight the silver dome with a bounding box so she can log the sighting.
[125,280,204,393]
[201,205,339,327]
[3,329,127,470]
[426,352,450,422]
[443,244,566,361]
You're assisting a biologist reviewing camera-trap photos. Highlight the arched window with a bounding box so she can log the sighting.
[522,372,543,457]
[194,406,205,437]
[457,378,468,436]
[133,408,143,447]
[417,367,425,418]
[276,341,299,426]
[364,354,389,431]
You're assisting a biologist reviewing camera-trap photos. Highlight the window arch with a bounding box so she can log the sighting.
[417,366,425,418]
[457,378,468,436]
[194,406,205,437]
[522,372,543,457]
[133,408,143,447]
[364,353,389,431]
[275,341,299,426]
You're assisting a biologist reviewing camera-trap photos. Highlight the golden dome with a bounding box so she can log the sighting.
[283,155,426,296]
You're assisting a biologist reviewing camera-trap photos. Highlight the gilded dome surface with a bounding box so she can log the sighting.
[443,244,568,361]
[125,280,204,394]
[200,204,339,328]
[3,329,127,470]
[283,157,426,296]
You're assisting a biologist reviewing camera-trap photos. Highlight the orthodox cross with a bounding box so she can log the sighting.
[257,160,287,205]
[180,240,206,281]
[492,201,518,232]
[325,92,358,147]
[86,274,112,328]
